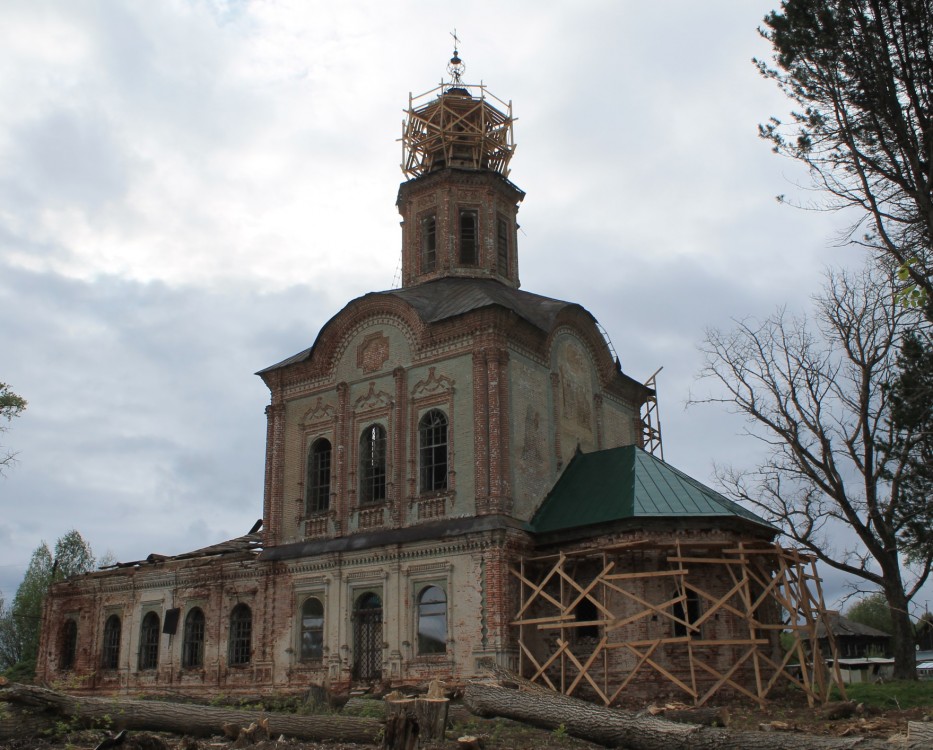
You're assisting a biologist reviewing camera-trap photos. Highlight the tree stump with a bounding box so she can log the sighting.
[384,696,419,750]
[415,697,449,741]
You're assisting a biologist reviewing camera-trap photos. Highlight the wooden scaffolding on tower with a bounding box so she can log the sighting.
[512,539,845,707]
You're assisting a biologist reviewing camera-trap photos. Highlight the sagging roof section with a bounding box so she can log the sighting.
[531,445,773,535]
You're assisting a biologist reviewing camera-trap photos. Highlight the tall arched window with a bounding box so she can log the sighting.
[60,619,77,670]
[182,607,205,669]
[300,597,325,661]
[228,604,252,666]
[422,215,437,272]
[101,614,121,670]
[459,210,478,265]
[496,216,509,275]
[359,424,387,504]
[138,612,160,670]
[306,438,332,514]
[417,585,447,655]
[419,410,448,493]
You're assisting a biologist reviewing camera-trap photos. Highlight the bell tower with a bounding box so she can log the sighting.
[397,43,524,288]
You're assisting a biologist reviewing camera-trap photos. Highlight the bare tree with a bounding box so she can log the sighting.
[0,382,27,475]
[691,266,930,679]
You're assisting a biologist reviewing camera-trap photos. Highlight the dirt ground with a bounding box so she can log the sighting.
[1,697,930,750]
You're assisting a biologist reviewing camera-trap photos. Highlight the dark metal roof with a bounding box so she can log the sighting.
[531,445,773,535]
[257,278,580,375]
[814,613,892,639]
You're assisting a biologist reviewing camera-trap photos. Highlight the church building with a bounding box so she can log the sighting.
[36,51,837,707]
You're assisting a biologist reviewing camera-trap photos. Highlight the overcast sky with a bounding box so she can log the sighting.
[1,1,923,613]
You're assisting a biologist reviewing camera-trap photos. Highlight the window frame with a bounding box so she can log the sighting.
[496,215,509,275]
[418,409,449,494]
[459,209,478,266]
[138,611,160,671]
[182,607,206,669]
[358,423,387,505]
[228,603,252,667]
[415,584,448,656]
[101,614,121,670]
[60,618,78,671]
[421,214,437,273]
[299,596,325,662]
[306,437,332,515]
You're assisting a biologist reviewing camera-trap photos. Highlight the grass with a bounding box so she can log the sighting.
[831,680,933,710]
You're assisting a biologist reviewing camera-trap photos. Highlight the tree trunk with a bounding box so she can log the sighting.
[414,697,449,740]
[463,676,925,750]
[0,683,381,743]
[884,578,918,680]
[656,707,730,727]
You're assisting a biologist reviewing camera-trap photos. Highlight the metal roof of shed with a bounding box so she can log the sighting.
[531,445,772,534]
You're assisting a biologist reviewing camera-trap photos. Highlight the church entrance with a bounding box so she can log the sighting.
[352,592,383,681]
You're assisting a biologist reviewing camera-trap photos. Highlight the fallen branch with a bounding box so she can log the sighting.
[0,683,381,744]
[463,672,924,750]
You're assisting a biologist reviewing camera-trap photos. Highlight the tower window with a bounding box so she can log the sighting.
[306,438,331,514]
[228,604,252,666]
[101,614,121,670]
[459,210,478,265]
[422,215,437,272]
[182,607,205,669]
[138,611,160,670]
[419,409,448,493]
[359,424,387,504]
[497,217,509,275]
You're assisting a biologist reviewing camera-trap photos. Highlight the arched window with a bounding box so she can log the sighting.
[300,597,325,661]
[459,210,478,265]
[182,607,205,669]
[417,585,447,655]
[228,604,252,666]
[497,216,509,275]
[359,424,387,504]
[60,619,77,670]
[419,410,448,493]
[101,614,121,670]
[138,612,160,670]
[672,589,701,638]
[306,438,332,514]
[573,597,600,641]
[422,215,437,273]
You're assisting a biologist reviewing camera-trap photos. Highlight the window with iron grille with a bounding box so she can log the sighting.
[306,438,331,514]
[138,611,160,670]
[300,597,324,661]
[359,424,387,504]
[459,210,478,265]
[422,215,437,272]
[417,585,447,655]
[60,619,77,670]
[182,607,205,669]
[497,216,509,275]
[228,604,252,666]
[101,614,121,670]
[419,409,448,493]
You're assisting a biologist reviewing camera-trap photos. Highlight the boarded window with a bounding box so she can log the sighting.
[459,210,478,265]
[359,424,387,504]
[300,597,325,661]
[419,409,448,493]
[182,607,205,669]
[228,604,252,666]
[138,612,160,670]
[417,585,447,655]
[422,215,437,272]
[60,619,77,670]
[306,438,332,514]
[497,216,509,275]
[101,614,121,670]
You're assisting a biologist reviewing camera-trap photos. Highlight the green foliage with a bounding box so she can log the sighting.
[830,680,933,709]
[0,530,97,679]
[756,1,933,312]
[845,593,894,635]
[0,382,27,474]
[553,723,569,741]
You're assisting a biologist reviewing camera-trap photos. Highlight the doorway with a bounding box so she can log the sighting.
[353,591,383,681]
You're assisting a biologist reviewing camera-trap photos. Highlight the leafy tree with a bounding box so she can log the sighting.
[885,332,933,560]
[756,0,933,310]
[0,382,27,475]
[692,266,929,679]
[845,592,894,635]
[0,531,96,679]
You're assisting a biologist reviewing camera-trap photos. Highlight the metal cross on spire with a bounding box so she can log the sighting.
[447,28,465,85]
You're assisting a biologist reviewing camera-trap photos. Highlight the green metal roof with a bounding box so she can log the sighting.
[531,445,772,534]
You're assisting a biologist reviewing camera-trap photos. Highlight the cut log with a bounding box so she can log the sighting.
[457,736,484,750]
[659,706,730,727]
[415,697,449,740]
[908,721,933,741]
[464,674,927,750]
[0,682,381,744]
